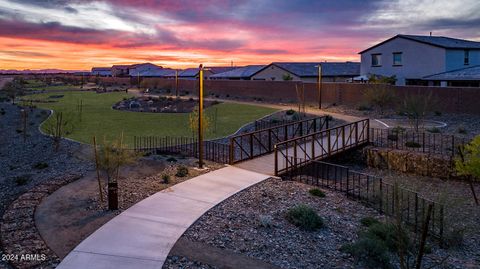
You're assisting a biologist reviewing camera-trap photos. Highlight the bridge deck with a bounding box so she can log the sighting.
[235,126,365,175]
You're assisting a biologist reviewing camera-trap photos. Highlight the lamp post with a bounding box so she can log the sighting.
[316,64,322,109]
[198,64,204,168]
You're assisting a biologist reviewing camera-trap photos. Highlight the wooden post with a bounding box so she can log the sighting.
[229,138,234,164]
[93,136,104,202]
[274,145,278,176]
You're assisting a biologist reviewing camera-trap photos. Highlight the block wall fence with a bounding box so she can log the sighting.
[58,75,480,114]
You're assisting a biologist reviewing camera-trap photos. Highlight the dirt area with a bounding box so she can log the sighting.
[35,155,225,259]
[113,96,220,113]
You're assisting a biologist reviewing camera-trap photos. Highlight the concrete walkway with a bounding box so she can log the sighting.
[57,166,270,269]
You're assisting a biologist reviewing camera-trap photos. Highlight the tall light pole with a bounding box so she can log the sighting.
[316,64,322,109]
[198,64,204,168]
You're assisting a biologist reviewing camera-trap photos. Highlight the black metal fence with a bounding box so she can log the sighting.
[283,158,444,240]
[370,128,470,158]
[230,116,330,164]
[254,116,312,131]
[133,136,229,164]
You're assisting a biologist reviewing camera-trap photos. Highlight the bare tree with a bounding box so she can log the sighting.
[44,112,74,151]
[401,92,436,132]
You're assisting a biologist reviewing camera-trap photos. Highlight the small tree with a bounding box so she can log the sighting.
[188,105,211,137]
[95,135,138,210]
[401,92,436,132]
[363,84,396,115]
[455,136,480,205]
[282,73,293,81]
[44,112,74,151]
[3,81,24,104]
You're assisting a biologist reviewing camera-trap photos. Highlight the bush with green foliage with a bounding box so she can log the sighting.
[175,165,189,177]
[14,175,31,186]
[161,174,170,184]
[33,162,48,169]
[286,109,296,116]
[427,127,440,133]
[360,216,380,227]
[455,135,480,205]
[405,141,421,148]
[309,188,326,198]
[285,204,324,231]
[457,126,467,134]
[341,221,410,269]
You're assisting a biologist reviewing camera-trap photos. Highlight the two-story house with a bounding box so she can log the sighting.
[359,35,480,86]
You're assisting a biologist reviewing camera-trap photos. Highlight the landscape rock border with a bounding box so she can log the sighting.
[0,174,81,269]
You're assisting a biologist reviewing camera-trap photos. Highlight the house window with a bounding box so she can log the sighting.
[393,52,402,66]
[371,54,381,67]
[464,50,470,65]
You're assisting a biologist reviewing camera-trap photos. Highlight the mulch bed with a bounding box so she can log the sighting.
[113,96,220,113]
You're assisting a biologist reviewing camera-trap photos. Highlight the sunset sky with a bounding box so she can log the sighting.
[0,0,479,70]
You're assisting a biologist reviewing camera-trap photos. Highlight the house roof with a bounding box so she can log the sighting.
[359,34,480,54]
[210,65,266,79]
[266,62,360,77]
[423,65,480,81]
[178,68,199,77]
[91,67,111,71]
[111,65,130,69]
[208,66,236,74]
[129,62,161,69]
[139,68,177,77]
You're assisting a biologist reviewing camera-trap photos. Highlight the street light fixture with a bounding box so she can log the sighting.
[315,64,322,109]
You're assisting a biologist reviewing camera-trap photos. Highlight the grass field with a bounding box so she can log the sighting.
[28,91,277,147]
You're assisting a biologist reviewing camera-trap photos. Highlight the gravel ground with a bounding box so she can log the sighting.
[0,102,91,269]
[340,162,480,269]
[323,105,480,138]
[163,256,218,269]
[91,156,225,211]
[180,178,384,269]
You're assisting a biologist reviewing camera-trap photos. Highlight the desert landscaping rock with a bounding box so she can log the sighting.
[180,178,384,269]
[0,103,91,269]
[1,174,81,269]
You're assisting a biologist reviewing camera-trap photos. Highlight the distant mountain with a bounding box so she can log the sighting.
[0,69,88,74]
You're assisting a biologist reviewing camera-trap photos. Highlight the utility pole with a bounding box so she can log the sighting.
[198,64,204,168]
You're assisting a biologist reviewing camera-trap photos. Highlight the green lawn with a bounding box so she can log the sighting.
[29,91,277,147]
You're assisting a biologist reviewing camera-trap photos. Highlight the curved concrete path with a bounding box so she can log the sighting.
[57,166,270,269]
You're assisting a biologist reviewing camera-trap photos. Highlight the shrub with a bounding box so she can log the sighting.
[33,162,48,169]
[443,228,465,248]
[457,126,467,134]
[285,204,324,231]
[166,157,177,163]
[427,127,440,133]
[175,165,189,177]
[0,108,5,115]
[15,129,23,133]
[226,94,230,98]
[14,175,30,186]
[161,174,170,184]
[211,100,220,105]
[258,215,273,228]
[286,109,296,116]
[434,111,442,116]
[405,141,421,148]
[387,134,398,141]
[360,217,380,227]
[341,237,391,269]
[309,188,326,198]
[357,105,373,111]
